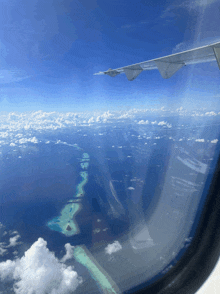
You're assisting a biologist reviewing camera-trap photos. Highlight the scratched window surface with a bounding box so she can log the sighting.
[0,0,220,293]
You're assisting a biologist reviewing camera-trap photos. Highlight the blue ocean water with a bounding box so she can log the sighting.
[0,115,220,292]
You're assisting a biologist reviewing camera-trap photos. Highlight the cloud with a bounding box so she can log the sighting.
[195,139,205,142]
[7,234,21,248]
[158,121,167,126]
[137,120,149,125]
[88,117,94,124]
[105,241,122,255]
[211,139,218,143]
[18,137,38,144]
[61,243,75,263]
[128,187,135,190]
[0,247,8,256]
[0,259,16,281]
[205,111,217,116]
[0,238,82,294]
[0,108,218,148]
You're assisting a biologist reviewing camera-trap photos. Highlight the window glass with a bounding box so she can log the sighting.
[0,0,220,293]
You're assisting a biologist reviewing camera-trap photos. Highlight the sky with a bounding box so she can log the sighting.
[0,0,220,112]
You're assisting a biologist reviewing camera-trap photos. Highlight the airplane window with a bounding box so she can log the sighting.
[0,1,220,294]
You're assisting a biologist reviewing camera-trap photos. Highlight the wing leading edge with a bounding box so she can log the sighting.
[94,41,220,81]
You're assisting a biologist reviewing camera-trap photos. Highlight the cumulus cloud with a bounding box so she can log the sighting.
[105,241,122,255]
[88,117,94,124]
[211,139,218,143]
[205,111,217,116]
[127,187,135,190]
[158,121,166,126]
[18,137,38,144]
[0,238,82,294]
[102,110,113,119]
[158,121,172,128]
[0,132,9,138]
[195,139,205,142]
[0,108,218,148]
[0,259,16,280]
[137,120,149,125]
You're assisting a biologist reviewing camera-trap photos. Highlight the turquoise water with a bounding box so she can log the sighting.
[47,151,90,236]
[46,145,120,293]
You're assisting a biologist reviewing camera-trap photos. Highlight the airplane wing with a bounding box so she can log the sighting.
[94,41,220,81]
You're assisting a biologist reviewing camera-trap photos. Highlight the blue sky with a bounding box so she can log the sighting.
[0,0,220,112]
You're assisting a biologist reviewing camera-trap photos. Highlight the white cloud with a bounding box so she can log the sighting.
[61,243,74,263]
[137,120,149,125]
[205,111,217,116]
[128,187,135,190]
[0,247,8,256]
[30,137,38,144]
[105,241,122,255]
[195,139,205,142]
[0,259,16,280]
[0,132,9,138]
[0,108,217,148]
[211,139,218,144]
[0,238,82,294]
[118,112,134,119]
[88,117,94,124]
[157,121,172,128]
[18,137,38,144]
[8,234,21,248]
[158,121,166,126]
[176,106,184,112]
[102,110,113,119]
